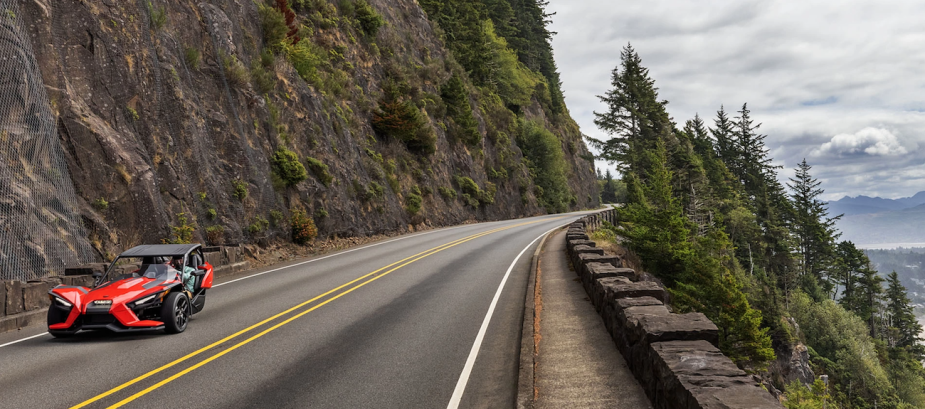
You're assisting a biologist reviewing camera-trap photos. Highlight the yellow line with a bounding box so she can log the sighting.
[107,224,526,408]
[72,219,548,409]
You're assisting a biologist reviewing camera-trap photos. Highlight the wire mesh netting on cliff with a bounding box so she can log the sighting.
[0,0,94,281]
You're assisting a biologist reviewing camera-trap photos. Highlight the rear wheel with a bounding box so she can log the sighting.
[162,292,190,334]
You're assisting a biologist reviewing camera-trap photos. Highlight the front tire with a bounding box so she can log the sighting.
[162,292,190,334]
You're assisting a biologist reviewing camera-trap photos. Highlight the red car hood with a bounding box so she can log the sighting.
[53,275,179,311]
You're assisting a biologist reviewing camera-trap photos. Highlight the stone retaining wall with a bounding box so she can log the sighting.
[569,210,783,409]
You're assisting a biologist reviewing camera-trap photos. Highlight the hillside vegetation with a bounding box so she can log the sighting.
[10,0,597,266]
[592,44,925,409]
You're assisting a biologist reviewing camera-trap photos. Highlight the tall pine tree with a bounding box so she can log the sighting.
[787,159,841,299]
[591,44,671,177]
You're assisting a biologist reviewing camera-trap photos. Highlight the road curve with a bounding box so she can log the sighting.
[0,212,588,409]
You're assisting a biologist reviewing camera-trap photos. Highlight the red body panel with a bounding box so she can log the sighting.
[48,274,181,330]
[200,262,214,289]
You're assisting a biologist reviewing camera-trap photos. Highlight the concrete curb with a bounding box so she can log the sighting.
[0,309,48,334]
[516,226,559,409]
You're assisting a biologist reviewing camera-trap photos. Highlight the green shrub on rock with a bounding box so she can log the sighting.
[271,147,308,186]
[354,0,383,37]
[305,157,334,186]
[438,186,456,200]
[405,193,423,215]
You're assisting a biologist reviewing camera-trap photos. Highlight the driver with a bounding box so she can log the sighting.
[171,256,197,294]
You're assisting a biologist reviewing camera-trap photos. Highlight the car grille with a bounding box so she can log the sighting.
[83,314,116,326]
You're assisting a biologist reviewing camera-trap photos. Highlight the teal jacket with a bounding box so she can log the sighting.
[179,266,196,292]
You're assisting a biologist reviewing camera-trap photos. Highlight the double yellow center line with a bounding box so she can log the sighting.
[74,218,553,408]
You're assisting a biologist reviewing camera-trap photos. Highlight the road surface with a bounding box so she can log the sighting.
[0,213,585,409]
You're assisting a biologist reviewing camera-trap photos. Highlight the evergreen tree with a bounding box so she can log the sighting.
[591,44,671,176]
[787,159,841,298]
[710,106,738,176]
[842,257,885,338]
[734,103,776,198]
[601,169,619,203]
[884,271,923,350]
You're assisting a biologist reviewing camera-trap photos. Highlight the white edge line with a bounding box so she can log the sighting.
[446,223,565,409]
[0,332,49,348]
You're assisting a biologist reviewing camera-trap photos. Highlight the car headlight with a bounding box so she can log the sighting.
[128,291,164,309]
[134,294,157,305]
[48,295,72,308]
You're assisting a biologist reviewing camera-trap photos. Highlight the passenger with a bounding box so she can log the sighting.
[171,256,196,293]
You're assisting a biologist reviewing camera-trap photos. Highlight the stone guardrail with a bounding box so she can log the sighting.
[568,210,783,409]
[0,245,249,334]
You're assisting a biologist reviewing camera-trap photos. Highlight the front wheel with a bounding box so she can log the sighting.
[161,292,190,334]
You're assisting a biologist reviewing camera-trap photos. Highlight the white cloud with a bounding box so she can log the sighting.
[547,0,925,199]
[813,128,909,157]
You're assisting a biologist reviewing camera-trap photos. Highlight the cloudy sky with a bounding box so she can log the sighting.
[546,0,925,200]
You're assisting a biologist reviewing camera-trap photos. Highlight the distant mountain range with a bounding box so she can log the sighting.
[827,191,925,246]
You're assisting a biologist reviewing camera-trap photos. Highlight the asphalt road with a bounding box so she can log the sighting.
[0,212,587,409]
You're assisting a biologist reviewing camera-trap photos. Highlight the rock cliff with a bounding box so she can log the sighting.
[0,0,598,277]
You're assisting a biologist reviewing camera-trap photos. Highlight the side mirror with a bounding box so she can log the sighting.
[92,271,102,279]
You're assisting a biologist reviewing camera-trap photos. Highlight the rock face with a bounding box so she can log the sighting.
[0,0,600,279]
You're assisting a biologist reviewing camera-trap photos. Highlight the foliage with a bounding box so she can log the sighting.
[258,1,289,51]
[367,181,385,200]
[206,208,217,220]
[283,39,328,87]
[438,186,456,200]
[184,47,200,70]
[405,193,423,215]
[305,157,334,186]
[205,225,224,245]
[372,80,436,154]
[353,0,383,37]
[518,120,571,213]
[271,147,308,186]
[232,179,249,201]
[598,169,625,204]
[219,51,250,87]
[251,51,276,94]
[884,271,924,351]
[166,213,195,244]
[782,380,829,409]
[441,75,480,146]
[269,210,284,227]
[457,176,480,197]
[418,0,558,109]
[291,209,318,245]
[147,1,167,31]
[92,197,109,211]
[591,41,925,407]
[788,292,893,404]
[788,159,841,299]
[247,216,270,235]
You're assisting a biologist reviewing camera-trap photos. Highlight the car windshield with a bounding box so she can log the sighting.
[106,256,182,282]
[138,263,179,281]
